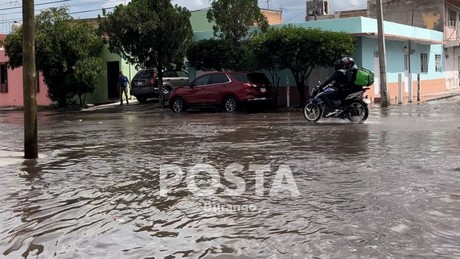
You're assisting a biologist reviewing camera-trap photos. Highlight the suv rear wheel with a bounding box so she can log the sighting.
[223,96,237,112]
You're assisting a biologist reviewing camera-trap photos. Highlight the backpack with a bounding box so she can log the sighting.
[354,67,375,86]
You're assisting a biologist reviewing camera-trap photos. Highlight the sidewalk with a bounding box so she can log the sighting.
[280,87,460,112]
[418,88,460,103]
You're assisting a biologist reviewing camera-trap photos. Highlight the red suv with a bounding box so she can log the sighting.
[168,71,274,112]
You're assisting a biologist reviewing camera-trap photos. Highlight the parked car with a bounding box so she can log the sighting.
[130,68,189,103]
[168,71,275,112]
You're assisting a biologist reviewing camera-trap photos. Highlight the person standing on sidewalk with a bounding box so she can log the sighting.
[118,71,130,105]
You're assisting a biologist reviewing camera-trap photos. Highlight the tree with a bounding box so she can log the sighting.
[3,7,103,107]
[248,30,284,101]
[250,26,356,106]
[186,39,248,71]
[207,0,269,43]
[99,0,193,106]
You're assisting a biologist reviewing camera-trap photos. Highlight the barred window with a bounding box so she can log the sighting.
[435,55,442,72]
[0,63,7,93]
[421,53,428,73]
[449,10,457,27]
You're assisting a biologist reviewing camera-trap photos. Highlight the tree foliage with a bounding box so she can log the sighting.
[250,25,356,105]
[98,0,193,105]
[186,39,249,71]
[3,7,103,107]
[207,0,268,42]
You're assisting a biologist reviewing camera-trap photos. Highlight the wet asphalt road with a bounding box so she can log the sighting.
[0,97,459,258]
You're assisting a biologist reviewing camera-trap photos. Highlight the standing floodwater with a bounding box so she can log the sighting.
[0,97,459,258]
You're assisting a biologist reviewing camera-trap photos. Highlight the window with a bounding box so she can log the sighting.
[435,54,442,72]
[0,63,7,93]
[210,74,229,84]
[177,71,188,77]
[139,70,153,79]
[421,53,428,73]
[192,75,211,87]
[449,10,457,27]
[163,70,177,77]
[247,73,271,85]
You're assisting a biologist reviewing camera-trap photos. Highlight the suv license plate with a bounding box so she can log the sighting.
[260,87,266,92]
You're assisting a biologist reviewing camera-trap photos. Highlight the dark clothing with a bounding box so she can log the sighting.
[118,75,129,88]
[321,90,337,113]
[320,66,358,111]
[320,69,349,89]
[118,74,129,104]
[319,69,348,112]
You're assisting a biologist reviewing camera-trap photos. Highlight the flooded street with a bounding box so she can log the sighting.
[1,97,459,258]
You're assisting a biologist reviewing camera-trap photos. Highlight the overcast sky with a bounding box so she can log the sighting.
[0,0,367,33]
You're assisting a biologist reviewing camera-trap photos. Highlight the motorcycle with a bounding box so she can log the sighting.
[303,82,370,123]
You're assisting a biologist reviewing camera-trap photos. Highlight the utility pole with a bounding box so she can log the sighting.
[22,0,38,159]
[376,0,390,107]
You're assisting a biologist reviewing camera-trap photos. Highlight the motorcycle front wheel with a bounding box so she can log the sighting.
[346,100,369,123]
[303,102,322,122]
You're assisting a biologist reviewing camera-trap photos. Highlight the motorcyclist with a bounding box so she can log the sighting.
[338,57,359,99]
[319,57,353,117]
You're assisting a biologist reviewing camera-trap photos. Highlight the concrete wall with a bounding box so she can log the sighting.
[260,9,282,25]
[190,8,283,32]
[190,9,213,32]
[0,46,52,107]
[368,0,444,31]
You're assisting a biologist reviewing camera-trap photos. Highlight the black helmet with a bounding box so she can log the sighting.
[342,57,355,69]
[334,59,343,70]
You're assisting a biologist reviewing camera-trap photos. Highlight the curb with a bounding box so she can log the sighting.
[417,92,460,103]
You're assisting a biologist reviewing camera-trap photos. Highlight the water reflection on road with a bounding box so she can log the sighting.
[0,97,459,258]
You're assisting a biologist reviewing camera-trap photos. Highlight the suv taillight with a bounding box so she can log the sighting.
[242,83,255,89]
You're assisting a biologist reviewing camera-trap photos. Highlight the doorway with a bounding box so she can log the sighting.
[107,61,120,100]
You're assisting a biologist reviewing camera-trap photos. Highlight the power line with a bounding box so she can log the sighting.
[0,0,125,32]
[70,6,114,15]
[0,6,114,25]
[0,0,68,11]
[0,0,123,16]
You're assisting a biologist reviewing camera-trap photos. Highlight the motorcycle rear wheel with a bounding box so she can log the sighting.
[303,103,322,122]
[346,100,369,123]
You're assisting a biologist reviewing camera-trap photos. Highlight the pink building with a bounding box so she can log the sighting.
[0,34,52,107]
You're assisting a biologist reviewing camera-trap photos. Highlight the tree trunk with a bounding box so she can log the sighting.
[78,94,83,107]
[157,68,164,107]
[58,92,67,108]
[296,81,306,107]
